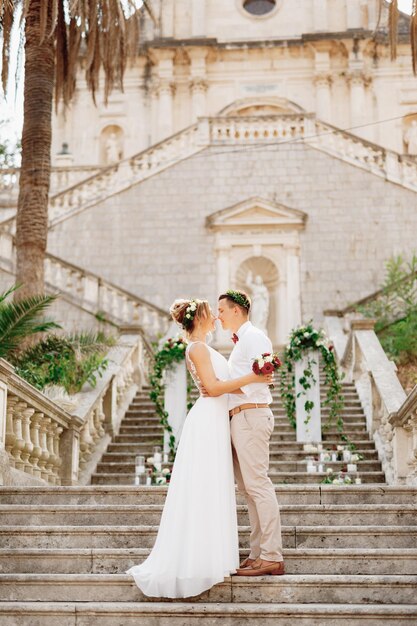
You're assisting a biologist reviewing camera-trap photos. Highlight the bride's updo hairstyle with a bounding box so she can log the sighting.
[170,298,211,335]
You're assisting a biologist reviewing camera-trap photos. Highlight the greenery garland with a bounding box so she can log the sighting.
[280,322,344,433]
[149,336,189,458]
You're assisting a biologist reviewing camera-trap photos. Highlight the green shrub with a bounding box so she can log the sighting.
[14,332,116,395]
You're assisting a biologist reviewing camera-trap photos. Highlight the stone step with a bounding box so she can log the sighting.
[2,547,416,576]
[90,471,385,485]
[116,421,368,436]
[126,401,363,416]
[112,431,369,445]
[1,573,417,605]
[94,460,382,475]
[2,485,415,505]
[2,524,416,550]
[1,602,416,626]
[2,504,412,527]
[100,449,379,463]
[105,440,379,454]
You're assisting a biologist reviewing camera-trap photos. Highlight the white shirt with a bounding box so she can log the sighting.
[227,321,273,410]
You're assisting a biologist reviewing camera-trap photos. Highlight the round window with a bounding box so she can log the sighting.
[243,0,276,16]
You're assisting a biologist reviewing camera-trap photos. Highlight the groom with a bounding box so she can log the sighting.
[217,290,284,576]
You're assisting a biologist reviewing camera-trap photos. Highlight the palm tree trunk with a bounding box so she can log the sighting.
[15,0,55,299]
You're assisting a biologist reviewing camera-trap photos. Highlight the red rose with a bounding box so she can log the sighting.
[262,352,271,357]
[261,362,274,375]
[329,345,334,351]
[273,357,282,368]
[252,362,261,375]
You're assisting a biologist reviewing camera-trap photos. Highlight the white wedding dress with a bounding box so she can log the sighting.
[126,342,239,598]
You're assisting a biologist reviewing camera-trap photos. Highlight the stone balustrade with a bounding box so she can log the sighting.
[48,122,201,227]
[0,166,100,207]
[71,328,150,484]
[0,359,83,486]
[0,231,169,339]
[324,313,412,485]
[209,114,310,143]
[0,328,151,486]
[2,114,417,230]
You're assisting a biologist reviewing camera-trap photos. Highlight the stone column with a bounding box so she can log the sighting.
[192,0,206,37]
[158,80,176,141]
[346,0,363,29]
[188,48,208,122]
[151,50,176,143]
[286,252,302,333]
[161,0,174,37]
[313,0,328,31]
[314,73,332,122]
[215,244,232,348]
[348,70,370,131]
[190,78,208,120]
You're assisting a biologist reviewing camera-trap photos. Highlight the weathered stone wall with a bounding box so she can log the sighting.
[47,141,417,325]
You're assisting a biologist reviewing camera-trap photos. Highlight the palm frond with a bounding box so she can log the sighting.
[0,292,61,357]
[0,284,19,304]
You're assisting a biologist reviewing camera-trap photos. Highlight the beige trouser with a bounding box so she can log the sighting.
[230,407,283,562]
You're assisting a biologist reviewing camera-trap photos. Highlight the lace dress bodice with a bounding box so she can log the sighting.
[185,341,230,394]
[185,342,203,392]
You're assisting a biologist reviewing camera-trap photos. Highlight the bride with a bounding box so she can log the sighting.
[126,298,273,598]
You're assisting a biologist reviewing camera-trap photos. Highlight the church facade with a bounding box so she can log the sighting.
[40,0,417,343]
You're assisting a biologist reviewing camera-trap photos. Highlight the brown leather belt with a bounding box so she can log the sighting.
[229,403,269,417]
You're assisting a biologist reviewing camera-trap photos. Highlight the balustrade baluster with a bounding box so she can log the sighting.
[38,415,51,481]
[20,406,35,474]
[29,412,43,479]
[53,425,63,484]
[5,394,18,468]
[11,400,27,470]
[46,420,57,483]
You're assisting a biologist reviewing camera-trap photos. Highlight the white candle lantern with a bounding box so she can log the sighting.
[135,455,145,475]
[343,449,352,463]
[347,463,357,473]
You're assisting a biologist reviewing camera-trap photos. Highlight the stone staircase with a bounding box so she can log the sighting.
[1,375,417,624]
[92,382,384,485]
[1,483,417,624]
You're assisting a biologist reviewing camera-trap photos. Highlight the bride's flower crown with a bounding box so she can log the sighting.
[182,299,203,329]
[226,290,250,310]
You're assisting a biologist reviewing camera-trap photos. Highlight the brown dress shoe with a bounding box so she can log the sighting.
[236,558,285,577]
[239,557,256,569]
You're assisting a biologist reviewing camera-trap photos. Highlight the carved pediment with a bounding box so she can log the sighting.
[206,197,307,231]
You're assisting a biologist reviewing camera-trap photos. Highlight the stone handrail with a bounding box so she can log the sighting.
[0,359,83,487]
[0,329,152,487]
[70,328,150,485]
[47,122,202,227]
[2,113,417,232]
[0,165,101,205]
[324,314,411,485]
[0,231,170,339]
[324,267,417,330]
[389,385,417,485]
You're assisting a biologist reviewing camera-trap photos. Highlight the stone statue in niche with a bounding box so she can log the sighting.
[105,132,122,164]
[246,271,269,334]
[404,120,417,155]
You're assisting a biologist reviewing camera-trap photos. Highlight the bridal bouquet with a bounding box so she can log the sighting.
[252,352,282,388]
